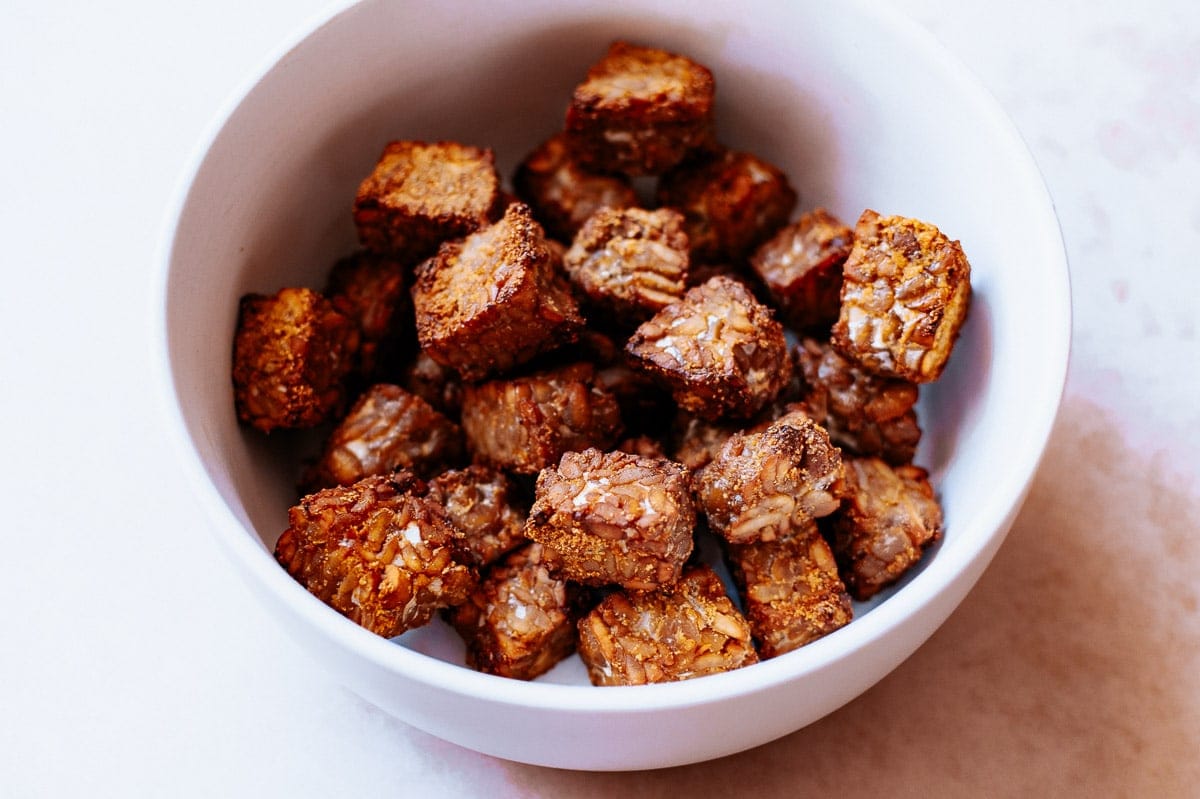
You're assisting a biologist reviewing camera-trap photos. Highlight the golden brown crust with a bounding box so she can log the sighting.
[565,41,717,175]
[353,140,501,259]
[411,203,584,380]
[232,287,359,433]
[576,566,758,685]
[750,208,853,334]
[831,210,971,382]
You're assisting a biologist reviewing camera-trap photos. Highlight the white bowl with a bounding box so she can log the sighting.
[156,0,1070,771]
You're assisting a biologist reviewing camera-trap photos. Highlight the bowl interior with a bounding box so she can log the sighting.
[160,0,1069,749]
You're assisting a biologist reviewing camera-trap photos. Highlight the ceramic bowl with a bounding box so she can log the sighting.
[157,0,1070,770]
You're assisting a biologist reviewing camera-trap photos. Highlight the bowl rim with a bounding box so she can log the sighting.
[151,0,1072,717]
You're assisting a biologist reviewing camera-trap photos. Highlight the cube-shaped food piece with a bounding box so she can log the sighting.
[831,210,972,382]
[304,384,464,489]
[400,350,463,420]
[353,140,500,259]
[828,457,943,600]
[411,203,584,380]
[576,565,758,685]
[750,208,854,334]
[564,207,689,322]
[232,287,359,433]
[460,363,623,474]
[513,132,640,242]
[669,411,740,472]
[428,465,528,569]
[796,338,921,465]
[626,275,792,420]
[324,250,413,383]
[274,473,476,638]
[446,543,588,680]
[657,148,797,263]
[695,413,843,545]
[565,41,716,176]
[725,526,852,658]
[526,448,695,590]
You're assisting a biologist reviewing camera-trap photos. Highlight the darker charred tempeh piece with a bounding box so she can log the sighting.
[428,465,529,569]
[576,565,758,685]
[525,448,695,591]
[323,249,413,385]
[750,208,854,335]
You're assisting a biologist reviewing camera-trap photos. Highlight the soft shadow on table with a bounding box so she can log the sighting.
[500,395,1200,797]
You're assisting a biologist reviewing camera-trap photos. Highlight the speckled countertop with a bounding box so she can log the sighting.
[2,1,1196,795]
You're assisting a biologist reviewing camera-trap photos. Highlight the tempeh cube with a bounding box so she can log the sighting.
[399,350,463,420]
[428,465,528,569]
[576,565,758,685]
[274,473,476,638]
[795,337,921,465]
[324,250,413,384]
[657,148,797,263]
[353,140,501,260]
[232,287,359,433]
[565,41,716,176]
[446,543,587,680]
[828,456,943,600]
[725,525,853,658]
[459,362,623,474]
[525,448,695,591]
[750,208,853,334]
[513,132,640,243]
[695,413,844,545]
[625,275,792,420]
[669,411,740,472]
[411,203,584,380]
[563,207,690,322]
[831,210,972,383]
[303,384,464,489]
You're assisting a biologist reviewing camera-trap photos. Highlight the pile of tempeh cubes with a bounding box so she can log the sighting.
[233,41,971,685]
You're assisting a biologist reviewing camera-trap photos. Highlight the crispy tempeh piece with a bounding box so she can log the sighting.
[232,287,359,433]
[275,473,476,638]
[626,275,792,420]
[513,132,640,242]
[750,208,853,334]
[725,525,852,658]
[576,565,758,685]
[526,448,695,591]
[411,203,583,380]
[695,413,844,545]
[657,148,797,263]
[828,456,943,600]
[831,209,971,382]
[324,250,413,384]
[353,140,501,260]
[795,337,921,465]
[399,350,463,420]
[460,362,623,474]
[566,41,716,176]
[428,465,528,569]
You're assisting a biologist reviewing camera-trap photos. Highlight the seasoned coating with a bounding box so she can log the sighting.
[526,448,695,591]
[400,350,463,420]
[513,132,640,242]
[831,210,972,383]
[695,414,844,545]
[564,207,690,322]
[428,465,528,569]
[460,363,623,474]
[625,275,792,420]
[725,525,852,658]
[657,148,797,263]
[750,208,853,334]
[274,473,476,638]
[576,566,758,685]
[353,140,500,260]
[304,384,464,489]
[565,41,716,176]
[828,457,943,600]
[446,543,587,680]
[324,250,412,383]
[796,338,921,465]
[232,287,358,433]
[411,203,584,380]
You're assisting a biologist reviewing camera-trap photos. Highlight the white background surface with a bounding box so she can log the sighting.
[2,1,1197,796]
